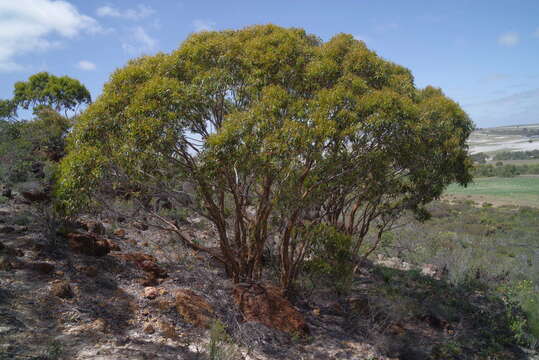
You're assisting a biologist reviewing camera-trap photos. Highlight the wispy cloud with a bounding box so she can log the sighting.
[122,26,157,55]
[77,60,96,70]
[464,88,539,127]
[534,28,539,38]
[192,19,216,32]
[498,32,519,47]
[0,0,102,72]
[96,4,154,20]
[465,88,539,107]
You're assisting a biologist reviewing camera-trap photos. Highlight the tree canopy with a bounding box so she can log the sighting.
[0,72,89,184]
[56,25,473,289]
[1,72,91,119]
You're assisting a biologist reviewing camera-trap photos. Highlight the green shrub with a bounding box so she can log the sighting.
[498,280,539,348]
[301,224,354,294]
[207,320,239,360]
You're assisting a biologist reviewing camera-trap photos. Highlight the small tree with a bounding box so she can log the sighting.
[0,73,91,183]
[11,72,91,117]
[55,25,473,290]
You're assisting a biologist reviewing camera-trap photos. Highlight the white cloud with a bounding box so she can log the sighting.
[192,19,215,32]
[122,26,157,55]
[77,60,96,70]
[0,0,101,72]
[498,32,519,47]
[96,4,154,20]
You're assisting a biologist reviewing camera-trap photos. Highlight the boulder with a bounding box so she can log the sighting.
[114,253,167,279]
[233,283,308,335]
[114,228,126,237]
[67,232,112,257]
[175,289,215,328]
[20,187,49,203]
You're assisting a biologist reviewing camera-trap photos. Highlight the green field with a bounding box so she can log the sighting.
[445,175,539,207]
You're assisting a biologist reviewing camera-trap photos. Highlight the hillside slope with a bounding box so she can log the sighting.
[0,198,534,360]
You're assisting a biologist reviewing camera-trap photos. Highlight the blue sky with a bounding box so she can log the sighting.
[1,0,538,128]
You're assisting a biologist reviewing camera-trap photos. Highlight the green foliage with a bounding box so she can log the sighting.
[473,163,539,177]
[498,280,539,347]
[0,120,33,184]
[0,72,89,186]
[12,72,91,115]
[494,150,539,161]
[207,320,239,360]
[383,200,539,348]
[0,99,16,120]
[0,108,70,184]
[56,25,473,288]
[301,224,354,294]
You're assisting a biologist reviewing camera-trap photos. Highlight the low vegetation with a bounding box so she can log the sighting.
[380,199,539,348]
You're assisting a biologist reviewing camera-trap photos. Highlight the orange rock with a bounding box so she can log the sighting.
[67,232,111,257]
[114,229,126,237]
[114,253,167,278]
[175,289,215,328]
[233,283,308,335]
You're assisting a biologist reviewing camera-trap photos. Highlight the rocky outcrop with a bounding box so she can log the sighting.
[113,252,168,283]
[67,232,117,257]
[175,289,215,328]
[233,283,308,335]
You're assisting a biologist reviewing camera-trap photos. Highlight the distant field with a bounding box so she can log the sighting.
[444,175,539,207]
[468,124,539,155]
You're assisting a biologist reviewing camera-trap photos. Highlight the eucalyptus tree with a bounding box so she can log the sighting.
[11,72,91,118]
[0,73,90,183]
[56,25,473,290]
